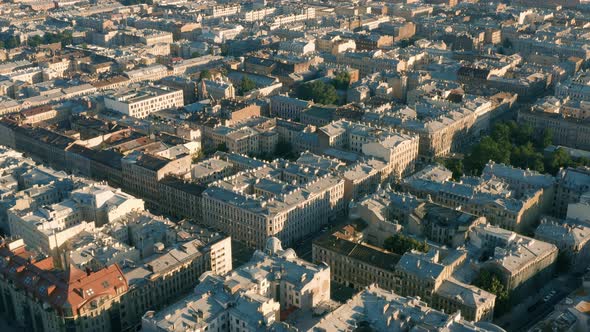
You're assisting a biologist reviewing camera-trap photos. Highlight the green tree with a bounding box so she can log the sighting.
[537,128,553,149]
[515,125,534,146]
[5,36,19,49]
[332,71,351,90]
[199,70,212,80]
[441,158,464,181]
[297,80,338,105]
[464,136,510,175]
[491,122,511,144]
[191,149,204,163]
[216,143,229,153]
[25,31,72,48]
[274,140,297,160]
[383,233,429,255]
[220,44,229,56]
[474,269,510,316]
[511,142,544,172]
[544,147,572,175]
[238,76,256,95]
[28,35,43,47]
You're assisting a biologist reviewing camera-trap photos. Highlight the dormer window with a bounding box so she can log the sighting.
[24,276,33,285]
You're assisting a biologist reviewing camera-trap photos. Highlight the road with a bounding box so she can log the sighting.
[0,316,24,332]
[495,274,580,332]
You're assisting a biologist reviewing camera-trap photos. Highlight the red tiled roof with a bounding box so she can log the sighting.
[0,241,128,317]
[20,105,54,117]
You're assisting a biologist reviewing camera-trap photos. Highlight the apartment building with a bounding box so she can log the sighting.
[406,202,486,248]
[335,50,400,76]
[124,64,170,83]
[556,71,590,101]
[316,35,356,55]
[342,159,393,201]
[120,229,232,331]
[403,165,546,233]
[311,285,501,331]
[269,94,312,121]
[362,132,420,179]
[0,238,129,332]
[364,93,515,160]
[279,39,316,55]
[517,98,590,152]
[121,29,173,46]
[470,223,558,293]
[270,7,316,29]
[202,166,344,248]
[142,237,330,332]
[242,8,276,22]
[7,182,142,257]
[313,222,495,322]
[200,79,236,100]
[191,158,234,184]
[536,218,590,272]
[313,224,401,291]
[204,4,241,18]
[7,199,92,257]
[121,151,191,204]
[0,98,21,116]
[70,183,145,227]
[0,218,232,332]
[554,167,590,218]
[395,249,496,322]
[318,120,420,178]
[104,85,184,119]
[0,148,91,233]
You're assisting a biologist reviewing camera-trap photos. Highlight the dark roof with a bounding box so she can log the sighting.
[17,126,75,149]
[160,176,207,196]
[302,105,336,120]
[245,56,276,68]
[20,105,54,117]
[158,132,188,146]
[66,144,123,169]
[314,233,400,272]
[134,153,170,172]
[457,66,490,79]
[413,202,480,228]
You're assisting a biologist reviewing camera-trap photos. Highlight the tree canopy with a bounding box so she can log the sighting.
[27,31,73,48]
[238,76,256,96]
[383,233,429,255]
[216,143,228,153]
[460,121,582,176]
[438,158,464,181]
[199,70,212,80]
[120,0,153,5]
[474,269,510,316]
[297,80,338,105]
[332,71,351,90]
[0,35,20,49]
[274,140,297,160]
